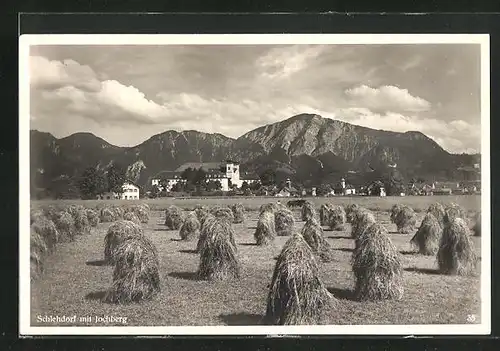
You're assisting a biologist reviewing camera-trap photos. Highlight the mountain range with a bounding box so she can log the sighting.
[30,113,480,198]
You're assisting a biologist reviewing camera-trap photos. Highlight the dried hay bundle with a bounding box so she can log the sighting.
[254,211,277,245]
[211,206,235,223]
[390,204,404,223]
[112,206,125,219]
[43,205,60,222]
[179,211,201,241]
[72,208,90,235]
[472,212,481,237]
[350,209,376,240]
[106,236,160,304]
[301,201,317,222]
[100,207,116,223]
[231,203,246,224]
[345,203,361,224]
[301,218,333,262]
[32,217,59,252]
[30,249,44,280]
[104,220,144,264]
[319,204,334,226]
[136,205,150,223]
[274,208,295,237]
[54,211,77,242]
[410,213,442,255]
[196,214,217,252]
[260,202,278,215]
[327,205,346,231]
[437,217,478,275]
[265,233,333,325]
[66,204,85,217]
[86,208,100,227]
[197,218,240,281]
[352,222,404,301]
[394,205,417,234]
[444,203,467,225]
[30,209,46,224]
[30,227,48,280]
[427,203,445,226]
[164,205,185,230]
[123,212,142,225]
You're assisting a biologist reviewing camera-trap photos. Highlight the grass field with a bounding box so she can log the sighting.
[31,194,481,213]
[30,196,482,327]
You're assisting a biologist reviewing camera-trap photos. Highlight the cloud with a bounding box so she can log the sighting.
[30,55,101,92]
[256,45,327,80]
[344,85,431,113]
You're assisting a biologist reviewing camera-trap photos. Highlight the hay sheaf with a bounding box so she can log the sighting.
[301,218,333,262]
[112,206,125,220]
[260,202,278,215]
[54,211,77,242]
[254,211,277,245]
[437,217,478,276]
[105,236,160,304]
[274,208,295,237]
[211,206,235,223]
[197,218,240,281]
[123,212,142,225]
[444,203,467,226]
[427,203,445,226]
[196,214,217,252]
[265,233,333,325]
[100,207,116,223]
[104,220,144,264]
[30,229,48,280]
[410,213,442,255]
[231,203,246,224]
[327,205,346,231]
[390,204,404,224]
[72,208,90,235]
[301,201,317,222]
[133,205,150,224]
[393,205,417,234]
[350,209,376,241]
[32,217,59,252]
[30,209,46,224]
[179,212,201,242]
[345,203,361,224]
[352,222,404,301]
[319,204,334,226]
[164,205,185,230]
[472,212,481,237]
[86,209,100,227]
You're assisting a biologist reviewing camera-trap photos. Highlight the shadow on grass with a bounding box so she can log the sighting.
[247,226,257,230]
[327,236,352,240]
[404,267,441,275]
[170,238,182,242]
[179,249,198,254]
[240,243,258,246]
[168,271,199,281]
[219,313,263,325]
[85,290,108,302]
[85,259,109,267]
[153,228,169,232]
[334,248,353,253]
[327,287,357,301]
[400,250,418,255]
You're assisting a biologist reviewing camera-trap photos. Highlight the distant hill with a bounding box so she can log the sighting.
[29,113,480,198]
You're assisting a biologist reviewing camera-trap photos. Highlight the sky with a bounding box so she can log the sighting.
[28,43,482,154]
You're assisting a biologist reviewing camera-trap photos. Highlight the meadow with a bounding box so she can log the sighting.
[29,195,482,327]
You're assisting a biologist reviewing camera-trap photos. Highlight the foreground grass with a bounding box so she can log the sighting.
[31,208,481,326]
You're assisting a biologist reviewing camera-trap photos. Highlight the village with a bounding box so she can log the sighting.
[97,160,481,200]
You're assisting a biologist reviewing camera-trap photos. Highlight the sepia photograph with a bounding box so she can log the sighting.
[19,34,490,335]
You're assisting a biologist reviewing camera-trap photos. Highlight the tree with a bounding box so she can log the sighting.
[106,163,126,194]
[260,169,276,186]
[77,167,107,199]
[241,181,249,191]
[150,184,161,198]
[206,180,222,191]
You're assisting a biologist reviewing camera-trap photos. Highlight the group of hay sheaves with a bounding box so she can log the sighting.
[30,203,150,290]
[32,199,481,326]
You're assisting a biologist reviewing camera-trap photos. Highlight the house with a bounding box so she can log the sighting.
[433,181,461,195]
[408,182,435,196]
[150,161,260,192]
[98,180,140,200]
[276,179,298,197]
[333,178,356,196]
[366,180,386,197]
